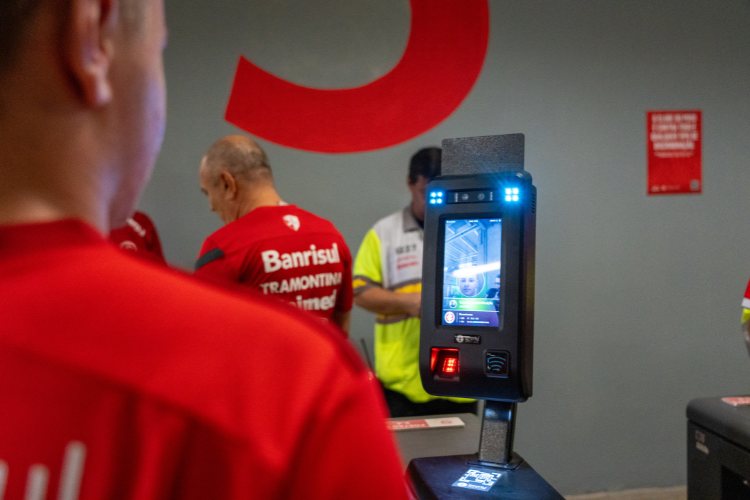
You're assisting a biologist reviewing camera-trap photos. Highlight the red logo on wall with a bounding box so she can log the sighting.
[225,0,489,153]
[647,110,702,195]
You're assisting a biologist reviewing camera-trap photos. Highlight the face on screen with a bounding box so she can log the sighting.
[459,275,479,296]
[441,218,502,327]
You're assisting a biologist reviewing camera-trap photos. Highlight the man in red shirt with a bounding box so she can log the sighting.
[0,1,407,499]
[109,210,168,265]
[195,135,353,334]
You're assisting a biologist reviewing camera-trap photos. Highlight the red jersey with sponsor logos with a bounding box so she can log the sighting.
[0,219,408,500]
[195,205,353,325]
[108,211,167,264]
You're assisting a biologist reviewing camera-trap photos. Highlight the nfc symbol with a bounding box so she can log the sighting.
[485,351,509,377]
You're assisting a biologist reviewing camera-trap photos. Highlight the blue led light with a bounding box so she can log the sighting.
[504,187,521,202]
[429,191,444,205]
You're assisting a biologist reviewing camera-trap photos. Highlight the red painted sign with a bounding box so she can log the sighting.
[647,110,702,195]
[225,0,489,153]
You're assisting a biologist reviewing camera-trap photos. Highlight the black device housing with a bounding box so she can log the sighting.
[419,171,536,402]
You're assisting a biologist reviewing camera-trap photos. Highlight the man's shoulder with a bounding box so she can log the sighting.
[33,245,363,378]
[198,221,234,250]
[5,247,374,463]
[58,251,366,431]
[200,211,269,250]
[369,207,422,243]
[286,205,340,231]
[238,204,338,235]
[274,206,350,249]
[371,208,406,231]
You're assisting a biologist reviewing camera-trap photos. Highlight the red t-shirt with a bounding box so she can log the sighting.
[108,211,167,265]
[195,205,353,324]
[0,220,407,500]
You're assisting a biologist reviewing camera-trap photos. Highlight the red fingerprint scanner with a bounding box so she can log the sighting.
[430,348,460,380]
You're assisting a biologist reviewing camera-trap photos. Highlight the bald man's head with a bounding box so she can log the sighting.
[199,135,280,224]
[201,135,273,187]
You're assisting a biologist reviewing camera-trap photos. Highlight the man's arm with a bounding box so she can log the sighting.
[352,227,420,318]
[332,234,354,336]
[355,286,420,318]
[194,238,237,286]
[331,309,351,336]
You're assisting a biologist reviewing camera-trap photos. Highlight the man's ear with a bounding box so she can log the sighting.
[220,170,239,200]
[63,0,119,107]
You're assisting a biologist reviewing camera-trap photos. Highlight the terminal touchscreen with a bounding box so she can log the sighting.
[440,217,502,328]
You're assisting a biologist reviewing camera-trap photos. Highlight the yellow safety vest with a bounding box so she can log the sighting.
[353,208,473,403]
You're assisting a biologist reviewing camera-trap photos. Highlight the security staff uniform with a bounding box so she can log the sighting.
[353,207,472,406]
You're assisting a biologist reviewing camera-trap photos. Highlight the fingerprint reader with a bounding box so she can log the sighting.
[442,356,458,375]
[431,348,460,380]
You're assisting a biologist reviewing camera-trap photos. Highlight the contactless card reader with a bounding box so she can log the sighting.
[407,134,562,499]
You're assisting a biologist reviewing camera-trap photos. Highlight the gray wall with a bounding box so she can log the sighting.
[141,0,750,494]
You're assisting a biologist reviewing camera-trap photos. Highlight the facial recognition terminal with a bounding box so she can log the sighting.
[407,134,560,499]
[419,171,535,402]
[407,135,560,499]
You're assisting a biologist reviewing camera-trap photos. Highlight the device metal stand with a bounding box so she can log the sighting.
[476,401,520,468]
[406,402,563,499]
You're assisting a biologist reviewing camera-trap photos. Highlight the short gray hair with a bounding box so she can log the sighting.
[0,0,146,76]
[0,0,44,75]
[203,135,273,185]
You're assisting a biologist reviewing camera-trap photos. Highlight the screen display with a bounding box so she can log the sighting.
[440,217,502,327]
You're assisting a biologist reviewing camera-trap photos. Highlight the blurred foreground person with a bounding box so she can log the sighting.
[0,1,407,498]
